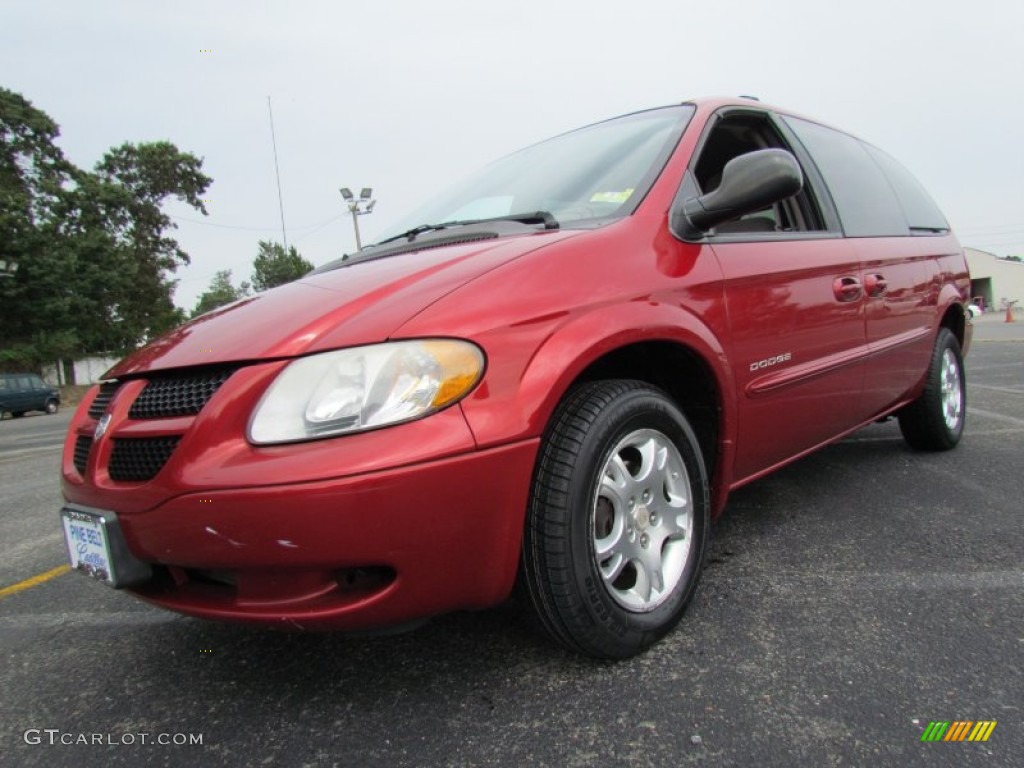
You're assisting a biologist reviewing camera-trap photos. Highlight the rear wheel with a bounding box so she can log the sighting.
[45,400,58,414]
[519,380,709,659]
[898,328,966,450]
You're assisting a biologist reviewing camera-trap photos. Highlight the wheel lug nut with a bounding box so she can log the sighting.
[642,490,651,503]
[640,534,649,548]
[650,513,658,525]
[628,499,635,510]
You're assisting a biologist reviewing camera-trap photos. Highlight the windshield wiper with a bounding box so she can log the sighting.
[373,223,447,246]
[454,211,559,230]
[372,211,558,247]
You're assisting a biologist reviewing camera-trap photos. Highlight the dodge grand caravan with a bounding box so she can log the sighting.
[61,98,970,658]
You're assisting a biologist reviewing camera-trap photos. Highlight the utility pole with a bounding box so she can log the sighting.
[339,187,376,251]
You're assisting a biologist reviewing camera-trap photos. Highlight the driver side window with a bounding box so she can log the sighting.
[694,112,824,235]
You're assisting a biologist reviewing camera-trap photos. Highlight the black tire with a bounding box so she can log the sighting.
[898,328,966,451]
[518,380,709,659]
[45,400,58,414]
[12,411,24,418]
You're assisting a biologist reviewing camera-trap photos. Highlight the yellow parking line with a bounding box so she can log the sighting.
[0,565,71,599]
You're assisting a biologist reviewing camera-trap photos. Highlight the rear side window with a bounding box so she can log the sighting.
[862,145,949,233]
[784,117,908,237]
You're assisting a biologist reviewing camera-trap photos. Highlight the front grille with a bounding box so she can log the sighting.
[88,381,121,418]
[73,436,93,475]
[108,437,181,482]
[129,369,235,419]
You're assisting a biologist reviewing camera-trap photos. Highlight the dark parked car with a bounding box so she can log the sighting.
[0,373,60,418]
[61,97,970,658]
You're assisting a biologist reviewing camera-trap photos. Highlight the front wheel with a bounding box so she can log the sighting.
[45,400,59,414]
[518,380,709,659]
[898,328,966,451]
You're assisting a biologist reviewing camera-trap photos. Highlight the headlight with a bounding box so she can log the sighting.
[248,339,485,444]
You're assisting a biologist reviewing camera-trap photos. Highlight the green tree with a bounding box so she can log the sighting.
[0,87,210,369]
[0,87,71,266]
[251,240,313,292]
[192,270,250,317]
[86,141,210,344]
[0,87,75,368]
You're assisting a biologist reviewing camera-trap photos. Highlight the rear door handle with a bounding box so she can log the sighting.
[864,273,887,297]
[832,276,862,302]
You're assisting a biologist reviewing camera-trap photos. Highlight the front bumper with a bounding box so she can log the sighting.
[97,439,538,630]
[61,361,540,630]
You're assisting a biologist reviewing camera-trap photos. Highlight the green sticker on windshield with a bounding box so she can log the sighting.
[589,188,634,204]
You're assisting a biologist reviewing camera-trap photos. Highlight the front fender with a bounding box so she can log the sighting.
[457,300,737,511]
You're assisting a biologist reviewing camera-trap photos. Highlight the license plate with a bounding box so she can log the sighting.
[60,506,151,588]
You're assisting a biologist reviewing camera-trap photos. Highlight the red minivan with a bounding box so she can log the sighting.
[61,98,971,658]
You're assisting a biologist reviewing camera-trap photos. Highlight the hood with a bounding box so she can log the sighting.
[107,230,579,377]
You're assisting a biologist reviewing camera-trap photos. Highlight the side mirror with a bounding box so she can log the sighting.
[672,148,803,238]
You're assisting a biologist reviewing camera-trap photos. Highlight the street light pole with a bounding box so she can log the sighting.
[349,205,363,251]
[339,187,376,252]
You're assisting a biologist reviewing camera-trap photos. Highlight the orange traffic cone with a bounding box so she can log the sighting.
[1007,305,1016,323]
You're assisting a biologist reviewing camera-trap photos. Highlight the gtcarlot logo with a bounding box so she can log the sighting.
[921,720,997,742]
[24,729,203,746]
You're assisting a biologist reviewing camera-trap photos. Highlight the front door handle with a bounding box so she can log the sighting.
[832,276,862,302]
[864,273,887,297]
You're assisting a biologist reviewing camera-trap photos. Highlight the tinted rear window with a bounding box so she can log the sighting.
[784,116,908,237]
[862,144,949,232]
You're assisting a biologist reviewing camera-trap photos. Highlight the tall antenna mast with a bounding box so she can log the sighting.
[267,96,288,250]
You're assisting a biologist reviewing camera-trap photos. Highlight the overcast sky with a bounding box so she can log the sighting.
[4,0,1023,310]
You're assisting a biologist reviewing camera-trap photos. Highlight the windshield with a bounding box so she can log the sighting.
[375,105,694,243]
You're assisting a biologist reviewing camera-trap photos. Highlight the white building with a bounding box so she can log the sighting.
[42,356,120,387]
[964,247,1024,316]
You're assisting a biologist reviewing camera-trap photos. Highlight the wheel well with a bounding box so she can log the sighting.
[574,341,721,477]
[941,303,966,347]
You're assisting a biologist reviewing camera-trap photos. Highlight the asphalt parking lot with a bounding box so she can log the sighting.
[1,317,1021,768]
